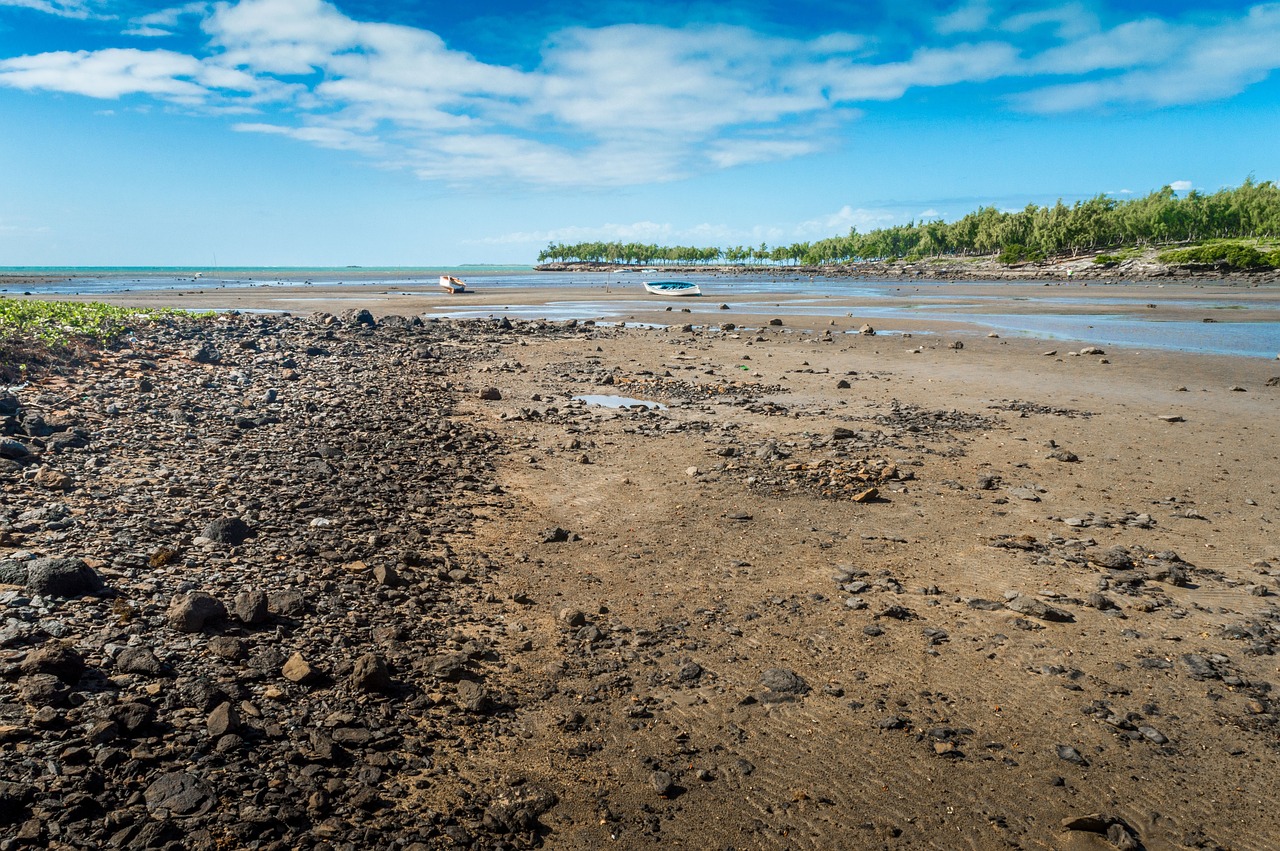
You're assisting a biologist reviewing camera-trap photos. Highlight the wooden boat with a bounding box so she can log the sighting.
[439,275,468,293]
[643,280,701,296]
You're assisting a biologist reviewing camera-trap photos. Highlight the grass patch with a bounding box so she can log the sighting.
[0,298,206,383]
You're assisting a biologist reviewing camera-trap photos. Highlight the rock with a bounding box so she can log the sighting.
[478,387,502,401]
[281,652,317,683]
[201,516,253,545]
[0,780,34,826]
[231,588,269,624]
[1158,414,1185,423]
[143,772,215,817]
[188,344,221,364]
[17,673,70,707]
[1005,595,1074,622]
[20,643,85,683]
[1080,346,1105,355]
[0,439,32,460]
[24,557,103,598]
[166,592,227,632]
[206,701,239,737]
[948,340,964,349]
[1007,487,1040,502]
[558,607,587,627]
[760,667,809,695]
[456,679,489,712]
[858,324,876,335]
[769,318,784,326]
[1055,744,1088,766]
[650,771,674,797]
[116,646,165,675]
[1047,449,1078,462]
[540,527,572,543]
[206,636,247,661]
[32,467,72,490]
[351,653,393,692]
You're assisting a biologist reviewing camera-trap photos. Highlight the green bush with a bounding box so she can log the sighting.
[1094,254,1119,266]
[1159,243,1279,270]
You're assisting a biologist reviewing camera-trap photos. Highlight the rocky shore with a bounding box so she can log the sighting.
[3,308,1280,849]
[0,311,611,849]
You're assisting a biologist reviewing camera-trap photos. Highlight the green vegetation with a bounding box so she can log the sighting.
[1158,241,1280,270]
[539,178,1280,267]
[0,298,205,382]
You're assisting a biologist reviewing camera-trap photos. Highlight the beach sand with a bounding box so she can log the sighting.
[3,282,1280,848]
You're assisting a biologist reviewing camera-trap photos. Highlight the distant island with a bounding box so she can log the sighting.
[537,178,1280,280]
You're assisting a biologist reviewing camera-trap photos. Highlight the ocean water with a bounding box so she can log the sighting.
[4,267,1278,359]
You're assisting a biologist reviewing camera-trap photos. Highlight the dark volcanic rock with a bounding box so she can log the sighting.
[144,772,215,817]
[201,516,253,545]
[25,557,103,598]
[760,667,810,695]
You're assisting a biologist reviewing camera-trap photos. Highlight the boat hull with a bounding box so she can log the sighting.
[643,280,701,296]
[439,275,468,293]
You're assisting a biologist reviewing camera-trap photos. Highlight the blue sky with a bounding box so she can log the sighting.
[0,0,1277,265]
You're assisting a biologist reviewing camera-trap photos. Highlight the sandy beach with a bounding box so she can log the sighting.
[2,280,1280,848]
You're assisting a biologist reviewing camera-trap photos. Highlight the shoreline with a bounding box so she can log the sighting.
[5,277,1280,361]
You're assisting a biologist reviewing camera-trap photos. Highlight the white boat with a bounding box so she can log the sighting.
[439,275,468,293]
[643,280,701,296]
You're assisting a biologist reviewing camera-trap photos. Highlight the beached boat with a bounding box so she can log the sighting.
[643,280,701,296]
[439,275,468,294]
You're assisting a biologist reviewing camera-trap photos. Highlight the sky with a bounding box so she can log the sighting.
[0,0,1277,266]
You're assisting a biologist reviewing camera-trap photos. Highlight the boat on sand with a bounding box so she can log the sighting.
[643,280,701,296]
[439,275,468,293]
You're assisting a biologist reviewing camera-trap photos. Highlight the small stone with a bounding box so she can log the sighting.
[558,607,587,627]
[281,652,316,683]
[201,516,253,546]
[478,387,502,401]
[32,467,72,490]
[456,679,488,712]
[760,667,809,694]
[167,592,227,632]
[1055,744,1088,766]
[351,653,393,692]
[650,770,674,797]
[207,702,239,737]
[116,646,164,675]
[232,589,269,625]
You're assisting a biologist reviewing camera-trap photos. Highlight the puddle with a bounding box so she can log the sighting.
[573,394,666,410]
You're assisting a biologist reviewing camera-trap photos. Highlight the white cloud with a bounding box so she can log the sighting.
[796,205,899,238]
[1018,4,1280,112]
[126,2,210,37]
[1169,180,1192,191]
[3,0,1279,189]
[936,0,993,35]
[0,0,100,19]
[0,49,209,99]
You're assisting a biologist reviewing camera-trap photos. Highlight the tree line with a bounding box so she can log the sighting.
[537,179,1280,267]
